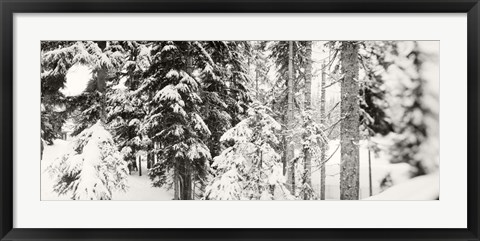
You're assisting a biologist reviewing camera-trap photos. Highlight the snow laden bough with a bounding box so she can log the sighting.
[204,105,294,200]
[47,121,128,200]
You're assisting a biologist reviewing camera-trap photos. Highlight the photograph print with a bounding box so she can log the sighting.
[41,40,439,201]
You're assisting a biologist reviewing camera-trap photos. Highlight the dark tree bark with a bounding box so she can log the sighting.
[91,41,108,124]
[180,160,192,200]
[41,140,44,160]
[93,67,107,124]
[179,54,195,200]
[138,155,142,177]
[339,41,360,200]
[286,41,296,196]
[303,41,313,199]
[174,161,179,200]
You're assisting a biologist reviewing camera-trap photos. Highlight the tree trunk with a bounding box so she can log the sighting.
[368,149,373,196]
[320,62,327,200]
[147,152,151,169]
[286,41,296,196]
[192,180,196,200]
[93,41,108,125]
[282,132,287,175]
[174,161,179,200]
[41,140,44,160]
[255,59,259,100]
[154,142,158,165]
[339,42,360,200]
[179,55,194,200]
[96,67,107,124]
[138,155,142,177]
[303,41,313,199]
[180,161,192,200]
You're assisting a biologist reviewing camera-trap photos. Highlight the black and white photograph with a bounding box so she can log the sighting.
[40,40,439,201]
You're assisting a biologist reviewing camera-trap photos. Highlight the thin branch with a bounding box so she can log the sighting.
[324,79,339,89]
[311,143,341,173]
[327,172,340,177]
[323,117,344,138]
[326,101,340,119]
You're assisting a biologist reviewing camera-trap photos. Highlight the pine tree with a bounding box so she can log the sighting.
[339,41,360,200]
[198,41,252,160]
[250,41,270,103]
[145,41,211,200]
[286,41,296,195]
[356,41,396,195]
[107,41,152,174]
[385,41,438,177]
[41,41,82,147]
[45,41,129,200]
[268,41,310,196]
[67,41,124,135]
[324,41,394,199]
[357,41,394,137]
[204,104,292,200]
[48,121,128,200]
[300,41,314,199]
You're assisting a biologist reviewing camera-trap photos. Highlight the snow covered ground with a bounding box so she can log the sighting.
[365,172,439,200]
[310,139,412,200]
[41,139,173,201]
[42,139,414,201]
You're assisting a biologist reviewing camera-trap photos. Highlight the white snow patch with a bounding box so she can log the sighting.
[364,172,439,200]
[60,64,92,97]
[41,138,173,201]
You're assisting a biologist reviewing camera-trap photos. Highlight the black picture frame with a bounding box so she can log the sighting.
[1,0,479,240]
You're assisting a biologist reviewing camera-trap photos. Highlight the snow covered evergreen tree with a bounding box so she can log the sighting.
[40,40,439,201]
[144,41,211,200]
[197,41,252,159]
[41,41,81,147]
[268,41,309,194]
[48,121,128,200]
[248,41,270,103]
[204,104,292,200]
[44,41,129,199]
[384,41,438,177]
[107,41,152,170]
[296,110,328,199]
[66,41,125,134]
[357,41,394,137]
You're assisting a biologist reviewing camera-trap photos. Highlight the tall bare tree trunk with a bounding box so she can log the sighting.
[286,41,296,196]
[303,41,313,199]
[368,149,372,196]
[340,42,360,200]
[320,62,327,200]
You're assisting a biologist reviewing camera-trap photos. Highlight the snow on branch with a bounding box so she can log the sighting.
[154,84,181,102]
[205,105,292,200]
[47,121,128,200]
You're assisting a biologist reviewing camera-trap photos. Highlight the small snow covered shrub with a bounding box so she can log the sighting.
[48,121,128,200]
[204,104,293,200]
